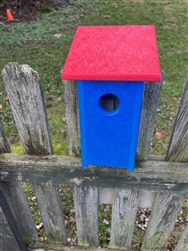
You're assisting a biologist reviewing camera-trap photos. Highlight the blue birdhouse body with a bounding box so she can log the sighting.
[78,80,145,171]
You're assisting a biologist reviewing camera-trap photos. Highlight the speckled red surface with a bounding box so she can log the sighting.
[62,25,161,81]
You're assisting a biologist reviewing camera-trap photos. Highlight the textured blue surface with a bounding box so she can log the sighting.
[78,80,144,171]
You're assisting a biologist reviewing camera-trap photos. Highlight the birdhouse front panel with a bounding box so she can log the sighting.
[78,80,144,171]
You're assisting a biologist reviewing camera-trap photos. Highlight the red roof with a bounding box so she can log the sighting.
[61,25,161,81]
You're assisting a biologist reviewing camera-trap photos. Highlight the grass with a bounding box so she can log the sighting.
[0,0,188,249]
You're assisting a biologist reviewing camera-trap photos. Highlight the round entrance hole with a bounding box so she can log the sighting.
[99,93,120,111]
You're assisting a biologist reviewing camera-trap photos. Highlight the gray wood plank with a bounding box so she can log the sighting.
[0,153,188,194]
[141,193,186,251]
[137,70,164,160]
[74,186,99,247]
[0,124,11,153]
[32,183,67,243]
[2,62,67,244]
[62,80,80,156]
[0,124,38,243]
[166,75,188,162]
[2,63,53,154]
[110,189,139,249]
[141,75,188,251]
[0,206,21,251]
[0,190,27,251]
[175,224,188,251]
[1,182,38,244]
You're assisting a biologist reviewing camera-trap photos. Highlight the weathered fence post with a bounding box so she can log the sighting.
[62,80,80,156]
[0,124,38,244]
[0,124,11,153]
[2,62,67,244]
[0,189,28,251]
[136,70,164,209]
[166,75,188,162]
[73,186,99,247]
[109,189,139,249]
[137,70,164,160]
[141,76,188,251]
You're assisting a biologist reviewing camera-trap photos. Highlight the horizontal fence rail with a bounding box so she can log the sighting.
[0,154,188,194]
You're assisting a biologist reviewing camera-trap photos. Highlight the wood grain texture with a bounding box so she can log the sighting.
[63,80,80,156]
[0,189,27,251]
[0,124,38,243]
[110,189,139,249]
[0,206,21,251]
[141,193,186,251]
[175,224,188,251]
[1,182,38,244]
[2,62,53,155]
[74,186,99,247]
[141,76,188,251]
[2,62,67,244]
[137,70,164,160]
[166,76,188,162]
[0,153,188,194]
[0,124,11,153]
[33,183,67,243]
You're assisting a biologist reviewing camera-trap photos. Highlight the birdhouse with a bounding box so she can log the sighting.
[61,25,161,171]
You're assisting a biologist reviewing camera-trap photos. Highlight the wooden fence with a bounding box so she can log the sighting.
[0,62,187,251]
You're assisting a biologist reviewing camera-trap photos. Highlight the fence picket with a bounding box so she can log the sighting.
[137,71,164,208]
[62,80,80,156]
[142,76,188,250]
[165,76,188,251]
[109,189,139,249]
[0,189,28,251]
[0,206,21,251]
[2,62,67,244]
[137,70,164,160]
[141,193,186,251]
[166,76,188,162]
[175,224,188,251]
[0,124,11,153]
[74,186,99,247]
[0,124,38,243]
